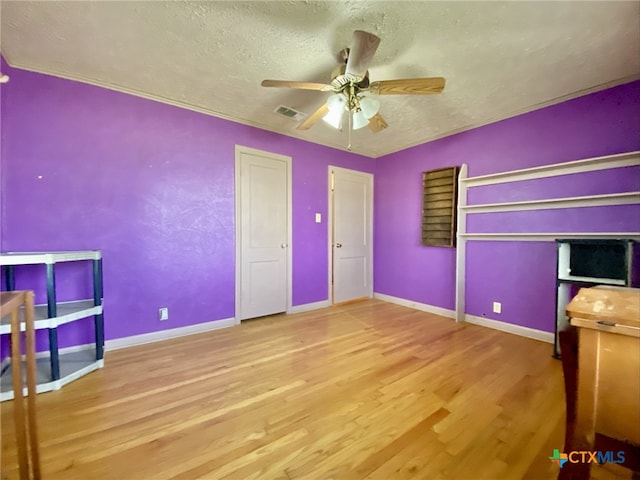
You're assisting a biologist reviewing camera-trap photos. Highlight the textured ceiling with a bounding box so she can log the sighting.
[1,1,639,158]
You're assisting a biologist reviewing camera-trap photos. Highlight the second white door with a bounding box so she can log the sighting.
[331,166,373,304]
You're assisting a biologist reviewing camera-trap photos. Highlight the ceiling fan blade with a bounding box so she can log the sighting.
[297,103,330,131]
[261,80,333,91]
[368,113,388,133]
[369,77,446,95]
[345,30,381,81]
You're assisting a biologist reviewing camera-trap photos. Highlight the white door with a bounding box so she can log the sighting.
[235,146,291,321]
[331,167,373,304]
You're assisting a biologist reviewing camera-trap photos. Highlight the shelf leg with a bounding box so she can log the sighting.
[46,263,60,381]
[93,259,104,361]
[48,328,59,381]
[4,265,15,291]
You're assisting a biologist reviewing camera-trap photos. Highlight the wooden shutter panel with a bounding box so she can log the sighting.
[422,166,459,247]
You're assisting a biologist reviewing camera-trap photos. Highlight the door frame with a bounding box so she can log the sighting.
[235,145,293,324]
[327,165,374,305]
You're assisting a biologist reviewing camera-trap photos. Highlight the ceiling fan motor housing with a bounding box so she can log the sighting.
[331,64,370,90]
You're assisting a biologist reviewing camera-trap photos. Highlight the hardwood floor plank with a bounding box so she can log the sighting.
[1,299,570,479]
[351,407,450,478]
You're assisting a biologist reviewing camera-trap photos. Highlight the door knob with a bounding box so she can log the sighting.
[335,243,342,248]
[281,243,288,248]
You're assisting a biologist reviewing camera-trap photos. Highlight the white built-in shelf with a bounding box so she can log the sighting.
[0,250,101,266]
[460,192,640,213]
[0,300,102,334]
[461,151,640,187]
[0,348,103,401]
[459,232,640,241]
[455,151,639,328]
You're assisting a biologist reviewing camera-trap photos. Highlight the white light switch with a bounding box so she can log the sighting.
[315,213,322,223]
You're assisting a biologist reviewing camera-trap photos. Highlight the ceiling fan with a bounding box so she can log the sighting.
[261,30,445,138]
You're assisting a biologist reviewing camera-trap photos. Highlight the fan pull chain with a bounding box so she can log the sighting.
[347,110,352,151]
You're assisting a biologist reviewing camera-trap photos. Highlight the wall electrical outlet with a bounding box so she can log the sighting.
[492,302,502,314]
[159,307,169,321]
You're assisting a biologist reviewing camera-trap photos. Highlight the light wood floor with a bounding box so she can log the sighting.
[0,300,629,479]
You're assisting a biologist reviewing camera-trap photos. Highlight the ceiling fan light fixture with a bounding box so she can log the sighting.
[352,109,369,130]
[323,108,343,129]
[326,93,347,114]
[359,96,380,119]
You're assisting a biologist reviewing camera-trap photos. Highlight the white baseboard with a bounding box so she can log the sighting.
[374,293,456,319]
[288,300,331,314]
[374,292,553,344]
[105,317,236,352]
[464,314,554,343]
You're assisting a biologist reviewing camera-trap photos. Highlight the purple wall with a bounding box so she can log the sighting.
[0,59,374,349]
[1,54,639,353]
[375,80,640,332]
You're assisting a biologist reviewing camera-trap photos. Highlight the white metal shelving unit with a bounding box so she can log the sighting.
[0,251,104,401]
[455,151,640,347]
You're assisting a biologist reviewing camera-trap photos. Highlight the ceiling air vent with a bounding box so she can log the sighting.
[274,105,307,121]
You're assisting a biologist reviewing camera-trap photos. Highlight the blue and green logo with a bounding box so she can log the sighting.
[549,449,568,468]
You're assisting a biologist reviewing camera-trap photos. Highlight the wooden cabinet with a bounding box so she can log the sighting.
[560,286,640,479]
